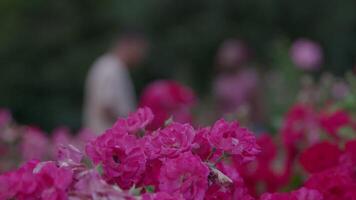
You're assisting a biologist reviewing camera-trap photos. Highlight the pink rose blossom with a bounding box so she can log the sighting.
[0,160,72,200]
[34,161,73,200]
[0,160,39,199]
[57,144,83,170]
[208,119,260,163]
[159,152,209,200]
[146,122,195,159]
[114,107,154,134]
[86,128,146,189]
[192,127,213,160]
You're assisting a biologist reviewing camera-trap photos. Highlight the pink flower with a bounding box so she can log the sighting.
[340,140,356,166]
[74,128,96,150]
[51,126,72,158]
[305,166,356,200]
[114,107,154,134]
[238,134,292,196]
[159,152,209,200]
[139,80,196,130]
[0,108,11,128]
[208,119,260,163]
[146,122,195,159]
[57,144,83,169]
[139,158,162,188]
[0,160,72,200]
[192,127,213,160]
[34,161,73,199]
[85,128,146,189]
[0,160,39,199]
[290,38,323,71]
[281,104,320,157]
[260,187,323,200]
[73,169,135,199]
[21,126,49,160]
[142,192,183,200]
[319,110,351,138]
[299,141,342,173]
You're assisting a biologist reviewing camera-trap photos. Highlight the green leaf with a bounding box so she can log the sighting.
[145,185,155,193]
[96,164,103,176]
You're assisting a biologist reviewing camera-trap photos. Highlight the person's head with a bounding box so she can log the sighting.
[216,39,251,71]
[112,30,149,68]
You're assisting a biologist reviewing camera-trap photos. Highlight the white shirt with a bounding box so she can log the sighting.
[83,54,136,134]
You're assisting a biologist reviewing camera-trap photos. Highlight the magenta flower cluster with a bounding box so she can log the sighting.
[0,107,261,199]
[1,104,356,199]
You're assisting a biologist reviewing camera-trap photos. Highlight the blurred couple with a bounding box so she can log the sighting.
[84,32,264,134]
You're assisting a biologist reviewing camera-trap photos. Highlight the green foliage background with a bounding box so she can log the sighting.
[0,0,355,130]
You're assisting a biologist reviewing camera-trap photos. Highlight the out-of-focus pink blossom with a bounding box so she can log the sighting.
[281,104,320,158]
[75,128,96,150]
[139,80,196,130]
[51,126,72,157]
[319,109,351,138]
[208,119,260,163]
[145,122,195,159]
[214,68,259,114]
[21,126,49,161]
[159,152,209,200]
[238,134,292,196]
[0,108,11,128]
[299,141,342,173]
[290,38,323,71]
[305,166,356,200]
[331,81,350,100]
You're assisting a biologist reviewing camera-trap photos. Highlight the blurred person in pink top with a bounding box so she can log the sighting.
[84,30,149,134]
[213,39,264,125]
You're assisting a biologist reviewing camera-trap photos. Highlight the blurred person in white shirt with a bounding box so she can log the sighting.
[84,31,149,134]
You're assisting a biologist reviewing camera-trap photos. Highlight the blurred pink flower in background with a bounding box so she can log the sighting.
[331,81,350,100]
[290,38,323,71]
[214,68,259,114]
[139,80,196,130]
[0,108,11,128]
[21,127,49,161]
[51,126,72,157]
